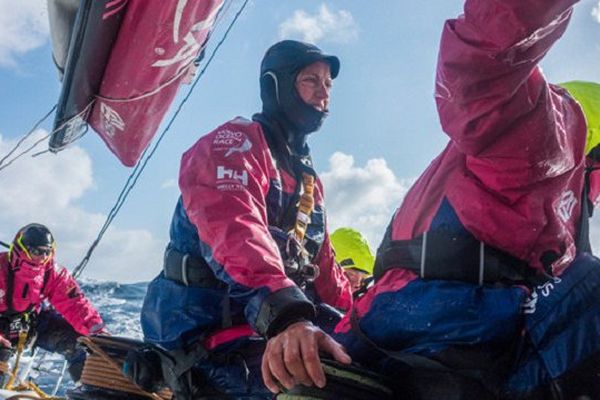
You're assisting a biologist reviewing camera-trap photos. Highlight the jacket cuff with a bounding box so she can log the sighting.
[255,286,316,338]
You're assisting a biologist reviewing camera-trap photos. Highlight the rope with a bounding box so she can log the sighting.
[78,336,171,400]
[5,331,29,390]
[0,105,56,170]
[72,0,250,279]
[0,332,62,399]
[0,102,93,173]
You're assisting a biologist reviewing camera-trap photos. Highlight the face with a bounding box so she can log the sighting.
[344,268,368,293]
[295,61,332,112]
[27,246,53,264]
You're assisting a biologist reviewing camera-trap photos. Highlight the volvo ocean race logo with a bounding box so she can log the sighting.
[225,139,252,157]
[100,103,126,137]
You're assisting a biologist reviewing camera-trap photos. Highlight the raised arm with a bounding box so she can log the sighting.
[436,0,580,158]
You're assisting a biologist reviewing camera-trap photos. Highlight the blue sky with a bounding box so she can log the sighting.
[1,1,600,282]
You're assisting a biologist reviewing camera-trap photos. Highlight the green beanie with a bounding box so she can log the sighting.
[559,81,600,155]
[330,227,375,276]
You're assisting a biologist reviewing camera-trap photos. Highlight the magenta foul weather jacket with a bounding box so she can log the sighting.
[337,0,589,331]
[392,0,586,272]
[0,252,104,335]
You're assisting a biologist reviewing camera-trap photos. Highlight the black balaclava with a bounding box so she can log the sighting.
[258,40,340,154]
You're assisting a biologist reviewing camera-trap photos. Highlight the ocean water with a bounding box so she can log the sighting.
[33,279,148,395]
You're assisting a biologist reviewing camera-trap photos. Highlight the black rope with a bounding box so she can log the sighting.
[0,240,9,249]
[0,104,57,172]
[72,0,250,279]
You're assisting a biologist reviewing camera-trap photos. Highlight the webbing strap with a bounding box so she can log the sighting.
[374,231,549,286]
[576,166,595,254]
[293,173,315,243]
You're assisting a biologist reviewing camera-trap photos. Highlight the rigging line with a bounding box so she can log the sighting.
[0,240,9,249]
[0,104,56,168]
[72,0,250,279]
[0,132,51,173]
[0,102,93,173]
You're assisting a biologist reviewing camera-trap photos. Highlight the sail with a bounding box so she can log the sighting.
[48,0,225,166]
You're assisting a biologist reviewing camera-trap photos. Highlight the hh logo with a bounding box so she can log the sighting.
[557,190,577,223]
[217,166,248,186]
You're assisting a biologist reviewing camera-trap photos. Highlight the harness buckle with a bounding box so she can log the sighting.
[180,254,190,286]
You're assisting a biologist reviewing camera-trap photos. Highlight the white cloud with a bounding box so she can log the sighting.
[0,130,163,283]
[320,152,412,249]
[0,0,49,67]
[278,4,358,44]
[161,178,177,189]
[593,2,600,23]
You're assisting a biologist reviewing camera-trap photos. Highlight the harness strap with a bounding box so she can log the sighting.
[374,231,550,286]
[293,172,315,243]
[163,247,223,288]
[575,166,595,254]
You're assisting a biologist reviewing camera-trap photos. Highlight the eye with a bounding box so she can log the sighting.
[301,76,319,87]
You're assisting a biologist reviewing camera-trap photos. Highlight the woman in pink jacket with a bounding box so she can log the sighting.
[0,223,104,384]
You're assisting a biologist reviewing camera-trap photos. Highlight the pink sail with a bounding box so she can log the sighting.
[49,0,224,166]
[88,0,224,166]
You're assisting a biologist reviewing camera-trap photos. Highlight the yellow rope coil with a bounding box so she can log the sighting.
[78,336,172,400]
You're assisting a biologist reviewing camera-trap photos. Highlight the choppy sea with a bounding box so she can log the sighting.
[33,279,148,395]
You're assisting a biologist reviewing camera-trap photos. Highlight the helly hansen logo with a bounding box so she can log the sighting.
[522,276,562,314]
[217,166,248,186]
[557,190,577,223]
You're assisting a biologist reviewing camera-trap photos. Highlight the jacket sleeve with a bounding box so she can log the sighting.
[312,228,353,312]
[436,0,583,187]
[44,265,104,336]
[179,122,315,337]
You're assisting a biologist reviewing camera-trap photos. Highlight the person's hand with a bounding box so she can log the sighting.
[261,321,351,393]
[0,334,11,349]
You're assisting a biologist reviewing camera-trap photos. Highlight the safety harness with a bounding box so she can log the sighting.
[374,164,595,287]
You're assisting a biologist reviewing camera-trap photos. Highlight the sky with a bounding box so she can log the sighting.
[1,1,600,282]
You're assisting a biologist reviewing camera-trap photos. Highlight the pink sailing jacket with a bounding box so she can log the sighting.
[349,0,590,318]
[0,252,103,335]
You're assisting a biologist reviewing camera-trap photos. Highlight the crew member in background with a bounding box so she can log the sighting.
[137,40,352,398]
[330,227,374,295]
[0,223,104,385]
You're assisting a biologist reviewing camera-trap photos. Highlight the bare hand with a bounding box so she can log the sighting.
[261,321,351,393]
[0,334,11,349]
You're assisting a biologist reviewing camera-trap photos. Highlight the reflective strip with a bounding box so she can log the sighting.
[479,241,485,286]
[420,231,427,279]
